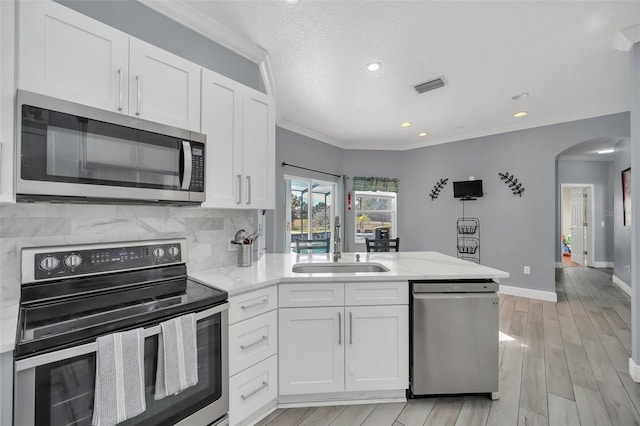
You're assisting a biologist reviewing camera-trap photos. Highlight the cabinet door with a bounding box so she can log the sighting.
[242,90,275,209]
[345,305,408,392]
[279,307,344,395]
[18,0,129,113]
[129,38,201,131]
[0,0,15,202]
[201,69,243,208]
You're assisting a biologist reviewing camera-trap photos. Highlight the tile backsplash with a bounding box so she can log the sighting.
[0,203,253,301]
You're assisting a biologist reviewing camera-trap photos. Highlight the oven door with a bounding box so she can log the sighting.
[17,90,205,204]
[14,304,228,426]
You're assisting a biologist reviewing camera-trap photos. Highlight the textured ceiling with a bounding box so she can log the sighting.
[184,1,640,151]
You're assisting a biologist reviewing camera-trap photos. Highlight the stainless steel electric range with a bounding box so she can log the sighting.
[14,239,229,426]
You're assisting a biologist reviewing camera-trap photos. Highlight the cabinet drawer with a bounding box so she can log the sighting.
[279,283,344,307]
[229,310,278,376]
[345,282,408,306]
[229,355,278,426]
[229,286,277,324]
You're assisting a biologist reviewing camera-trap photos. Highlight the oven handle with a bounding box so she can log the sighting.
[15,302,229,372]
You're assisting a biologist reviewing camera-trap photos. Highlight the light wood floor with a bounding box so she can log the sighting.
[256,267,640,426]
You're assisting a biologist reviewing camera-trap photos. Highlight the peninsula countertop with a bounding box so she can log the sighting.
[188,251,509,297]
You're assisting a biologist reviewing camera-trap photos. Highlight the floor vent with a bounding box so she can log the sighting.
[414,76,447,94]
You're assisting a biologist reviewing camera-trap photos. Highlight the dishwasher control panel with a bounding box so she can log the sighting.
[411,279,498,293]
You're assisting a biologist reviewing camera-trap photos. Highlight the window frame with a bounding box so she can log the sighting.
[353,190,397,244]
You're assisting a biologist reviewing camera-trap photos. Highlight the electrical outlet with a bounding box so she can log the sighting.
[524,266,531,275]
[227,238,238,252]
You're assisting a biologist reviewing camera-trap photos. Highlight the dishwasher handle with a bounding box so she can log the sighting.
[412,292,498,302]
[412,281,498,294]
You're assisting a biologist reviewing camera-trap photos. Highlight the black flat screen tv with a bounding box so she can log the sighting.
[453,180,483,199]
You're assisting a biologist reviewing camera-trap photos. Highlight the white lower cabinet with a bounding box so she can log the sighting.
[228,288,278,426]
[279,307,345,395]
[229,355,278,426]
[345,305,408,392]
[278,282,409,397]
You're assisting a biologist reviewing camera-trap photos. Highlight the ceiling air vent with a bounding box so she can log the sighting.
[414,76,447,94]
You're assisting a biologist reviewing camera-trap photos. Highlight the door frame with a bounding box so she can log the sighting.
[560,183,595,267]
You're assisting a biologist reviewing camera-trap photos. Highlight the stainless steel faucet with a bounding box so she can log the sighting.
[333,216,341,261]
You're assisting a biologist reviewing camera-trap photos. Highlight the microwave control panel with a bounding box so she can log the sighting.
[190,142,205,192]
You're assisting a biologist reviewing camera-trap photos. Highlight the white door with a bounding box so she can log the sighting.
[129,38,201,131]
[570,188,586,266]
[18,0,129,113]
[242,90,275,209]
[279,307,344,395]
[201,69,243,208]
[345,305,408,392]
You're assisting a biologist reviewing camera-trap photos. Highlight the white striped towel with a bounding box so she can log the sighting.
[92,328,146,426]
[154,313,198,400]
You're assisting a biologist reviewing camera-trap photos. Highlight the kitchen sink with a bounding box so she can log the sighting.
[291,262,389,274]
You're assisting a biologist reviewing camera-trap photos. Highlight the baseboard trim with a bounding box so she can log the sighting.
[278,390,406,408]
[630,358,640,382]
[499,285,557,302]
[594,262,614,268]
[612,275,632,297]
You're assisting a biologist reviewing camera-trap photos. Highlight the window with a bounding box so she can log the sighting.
[354,191,396,243]
[285,176,336,253]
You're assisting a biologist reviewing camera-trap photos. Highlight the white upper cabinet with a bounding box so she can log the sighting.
[201,69,275,210]
[201,70,243,208]
[128,38,201,131]
[242,91,275,209]
[18,0,129,113]
[18,0,201,132]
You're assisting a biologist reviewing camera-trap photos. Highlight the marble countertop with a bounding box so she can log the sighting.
[0,252,508,352]
[0,299,19,353]
[189,251,509,297]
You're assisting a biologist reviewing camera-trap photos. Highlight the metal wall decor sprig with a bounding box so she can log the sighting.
[429,178,449,201]
[498,172,525,197]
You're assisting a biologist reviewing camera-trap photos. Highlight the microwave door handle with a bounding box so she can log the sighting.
[181,141,193,190]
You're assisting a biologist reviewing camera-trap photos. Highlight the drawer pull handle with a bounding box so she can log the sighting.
[338,312,342,345]
[240,298,268,310]
[241,381,268,400]
[349,311,353,344]
[240,335,268,350]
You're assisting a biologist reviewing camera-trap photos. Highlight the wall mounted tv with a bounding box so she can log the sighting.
[453,180,483,199]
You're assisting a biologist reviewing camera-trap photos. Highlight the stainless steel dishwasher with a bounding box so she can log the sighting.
[410,280,499,399]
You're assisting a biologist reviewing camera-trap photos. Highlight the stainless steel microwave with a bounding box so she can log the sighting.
[16,90,206,204]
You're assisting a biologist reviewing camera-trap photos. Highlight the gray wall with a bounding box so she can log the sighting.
[556,159,614,265]
[613,139,633,286]
[56,0,263,91]
[273,127,345,253]
[274,113,629,294]
[342,149,404,252]
[399,114,628,293]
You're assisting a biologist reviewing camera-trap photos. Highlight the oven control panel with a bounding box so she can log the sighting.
[32,241,184,281]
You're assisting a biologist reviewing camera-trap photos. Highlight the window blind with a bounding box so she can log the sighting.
[352,177,399,193]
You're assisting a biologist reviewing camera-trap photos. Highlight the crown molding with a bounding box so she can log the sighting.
[137,0,277,98]
[277,120,346,149]
[138,0,267,63]
[614,23,640,51]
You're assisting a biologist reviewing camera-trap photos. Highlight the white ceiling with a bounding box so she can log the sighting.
[182,0,640,151]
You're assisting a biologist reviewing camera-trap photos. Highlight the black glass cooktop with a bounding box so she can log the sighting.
[16,268,226,359]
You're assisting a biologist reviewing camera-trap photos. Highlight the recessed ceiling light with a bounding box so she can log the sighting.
[512,92,529,100]
[286,0,299,3]
[598,148,614,154]
[513,111,528,118]
[400,122,412,128]
[418,132,428,137]
[367,62,381,72]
